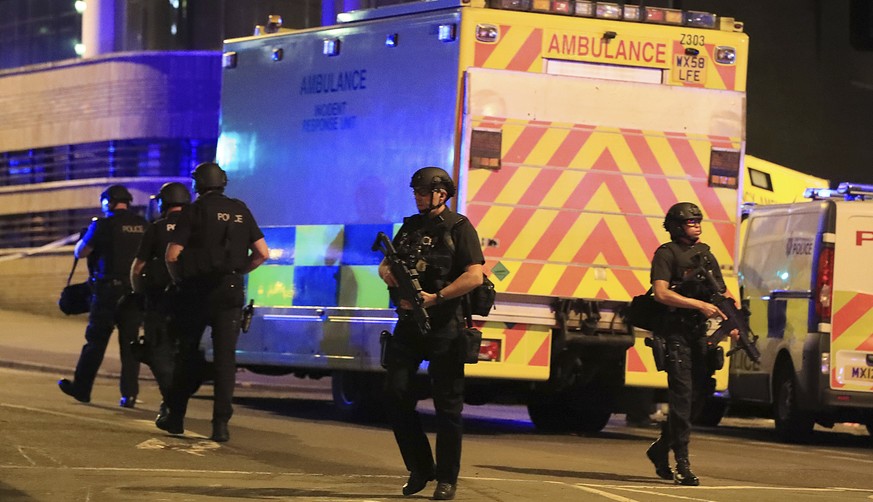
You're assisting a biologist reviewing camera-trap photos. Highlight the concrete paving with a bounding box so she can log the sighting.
[0,308,316,391]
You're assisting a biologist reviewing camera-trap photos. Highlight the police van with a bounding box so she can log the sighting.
[727,182,873,440]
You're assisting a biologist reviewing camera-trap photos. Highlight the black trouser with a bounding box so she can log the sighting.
[384,318,465,485]
[166,274,243,424]
[141,293,177,402]
[660,333,712,459]
[73,280,143,399]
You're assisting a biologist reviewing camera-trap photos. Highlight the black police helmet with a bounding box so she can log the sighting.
[100,184,133,204]
[663,202,703,240]
[410,166,455,199]
[157,182,191,207]
[192,162,228,194]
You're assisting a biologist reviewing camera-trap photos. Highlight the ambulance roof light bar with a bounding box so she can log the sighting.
[489,1,729,30]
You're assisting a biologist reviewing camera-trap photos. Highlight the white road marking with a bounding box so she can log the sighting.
[568,483,642,501]
[1,464,872,500]
[15,446,36,466]
[604,485,714,501]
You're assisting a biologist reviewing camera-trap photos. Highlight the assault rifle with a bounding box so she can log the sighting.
[691,258,761,363]
[372,231,431,335]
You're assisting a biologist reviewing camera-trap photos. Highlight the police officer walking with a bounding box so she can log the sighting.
[645,202,738,486]
[379,167,484,501]
[156,162,268,443]
[130,182,191,419]
[59,185,146,407]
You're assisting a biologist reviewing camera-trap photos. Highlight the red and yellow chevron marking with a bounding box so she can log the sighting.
[466,321,551,381]
[466,118,740,300]
[467,14,745,91]
[830,291,873,390]
[474,24,544,72]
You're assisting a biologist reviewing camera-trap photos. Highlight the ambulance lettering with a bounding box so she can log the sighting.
[546,34,667,65]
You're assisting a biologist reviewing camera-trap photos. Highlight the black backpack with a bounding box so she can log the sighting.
[441,212,495,317]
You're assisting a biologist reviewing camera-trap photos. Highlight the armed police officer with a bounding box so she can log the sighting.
[156,162,268,443]
[644,202,738,486]
[379,167,484,501]
[59,185,146,407]
[130,182,191,420]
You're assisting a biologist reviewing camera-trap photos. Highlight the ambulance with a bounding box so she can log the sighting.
[726,183,873,440]
[214,0,750,431]
[743,155,829,206]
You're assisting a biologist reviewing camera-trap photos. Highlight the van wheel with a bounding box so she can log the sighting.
[331,371,385,422]
[773,367,813,442]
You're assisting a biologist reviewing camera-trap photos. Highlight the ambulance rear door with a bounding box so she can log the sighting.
[459,67,745,388]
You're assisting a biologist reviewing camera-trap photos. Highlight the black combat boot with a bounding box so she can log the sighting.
[674,457,699,486]
[645,423,672,480]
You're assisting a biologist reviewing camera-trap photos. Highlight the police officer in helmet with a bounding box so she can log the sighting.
[59,184,146,407]
[645,202,738,486]
[156,162,269,443]
[379,167,485,500]
[130,182,191,420]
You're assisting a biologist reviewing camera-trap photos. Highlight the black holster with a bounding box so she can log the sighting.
[645,335,667,372]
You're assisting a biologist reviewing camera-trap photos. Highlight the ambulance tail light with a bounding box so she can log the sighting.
[815,246,834,324]
[479,339,502,362]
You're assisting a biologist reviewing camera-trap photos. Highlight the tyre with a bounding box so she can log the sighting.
[331,371,386,422]
[773,367,814,442]
[527,392,573,432]
[573,408,612,433]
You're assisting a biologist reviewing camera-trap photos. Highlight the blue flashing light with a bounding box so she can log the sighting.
[438,24,456,42]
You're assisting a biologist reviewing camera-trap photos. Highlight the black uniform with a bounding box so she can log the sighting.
[649,241,725,460]
[133,211,180,402]
[71,209,146,400]
[384,208,484,486]
[165,191,264,426]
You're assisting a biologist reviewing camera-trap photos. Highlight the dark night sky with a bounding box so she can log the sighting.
[687,0,873,185]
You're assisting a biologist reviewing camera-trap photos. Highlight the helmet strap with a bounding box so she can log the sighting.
[425,190,447,215]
